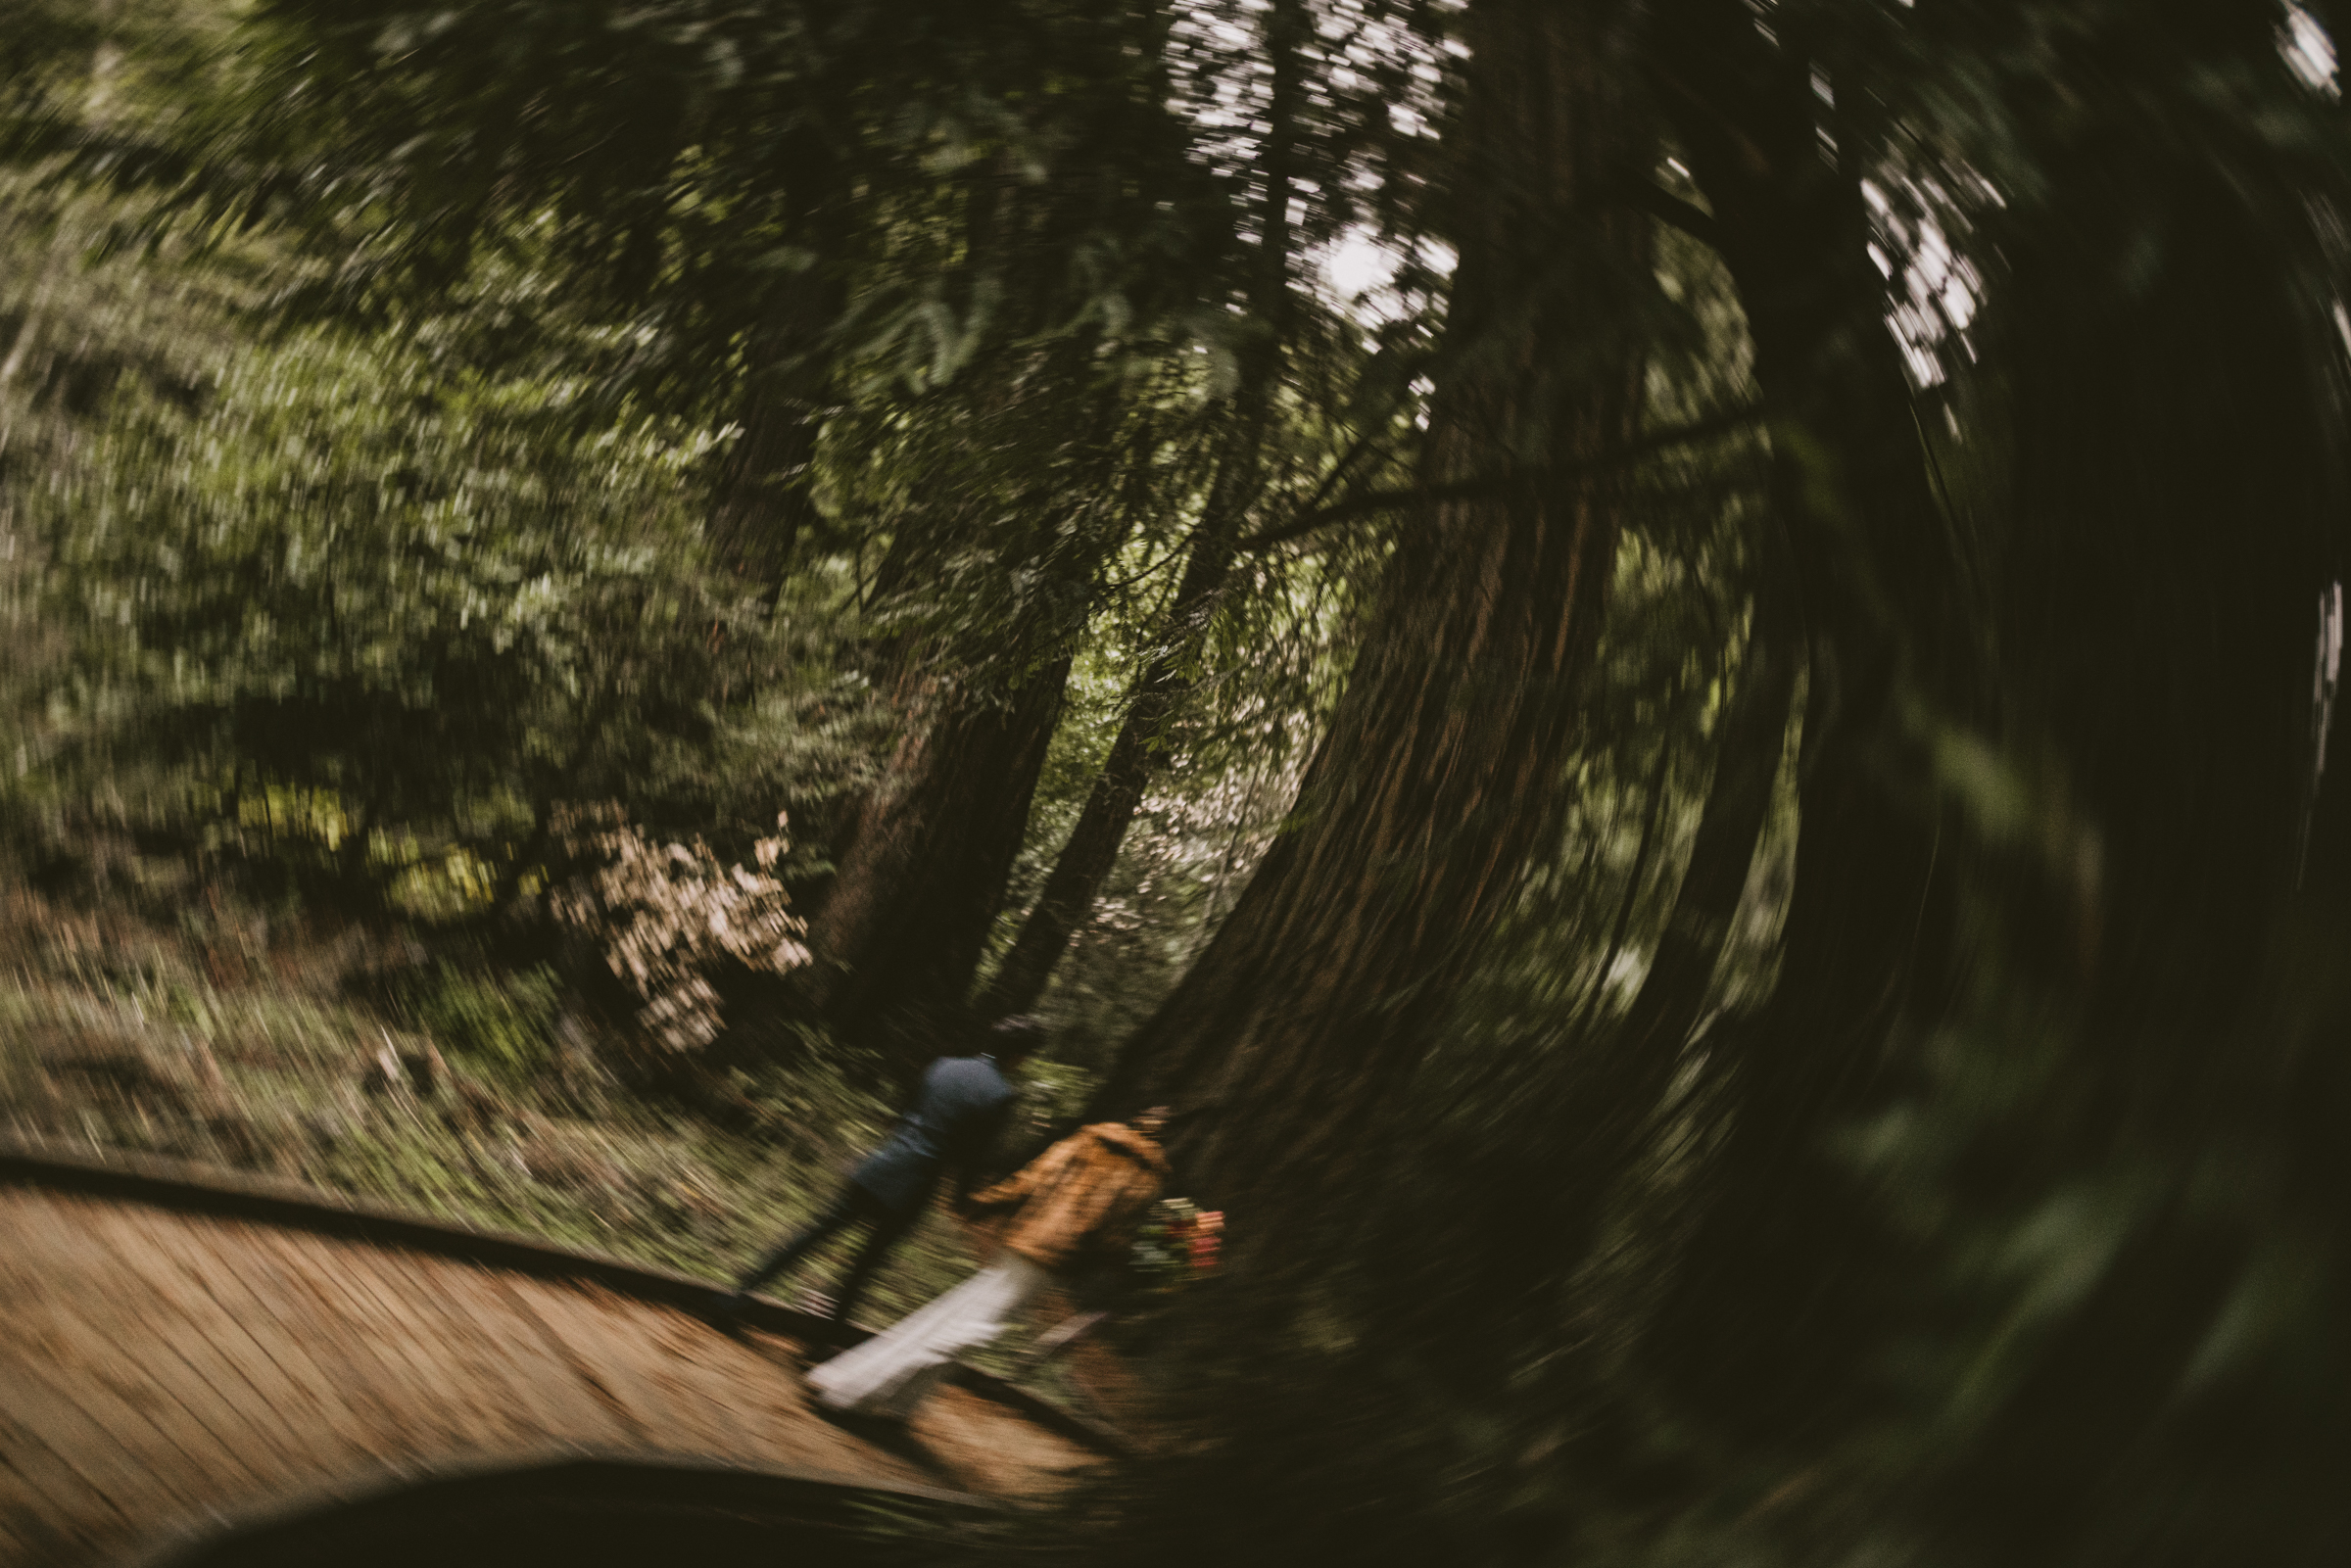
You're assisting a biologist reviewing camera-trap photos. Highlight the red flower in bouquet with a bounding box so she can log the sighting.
[1132,1199,1223,1290]
[1188,1211,1223,1272]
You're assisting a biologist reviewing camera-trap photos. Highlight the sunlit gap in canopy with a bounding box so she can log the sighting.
[1181,0,2343,358]
[2282,1,2341,97]
[1164,1,1448,199]
[1804,5,2340,396]
[2275,6,2342,883]
[2300,580,2345,883]
[1160,4,2351,411]
[2317,582,2344,783]
[1162,0,1460,428]
[1863,174,1987,394]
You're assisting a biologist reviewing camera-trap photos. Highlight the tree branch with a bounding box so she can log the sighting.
[1238,403,1765,551]
[1633,181,1726,253]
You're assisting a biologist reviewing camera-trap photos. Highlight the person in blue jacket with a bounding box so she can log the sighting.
[717,1016,1041,1337]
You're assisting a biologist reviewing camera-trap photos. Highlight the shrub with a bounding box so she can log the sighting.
[415,962,560,1082]
[549,805,810,1060]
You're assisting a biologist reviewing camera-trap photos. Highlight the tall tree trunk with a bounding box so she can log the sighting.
[1097,0,1654,1276]
[1929,17,2351,1556]
[975,523,1235,1019]
[1638,0,1978,1448]
[1561,736,1680,1037]
[796,364,1134,1073]
[704,360,827,600]
[707,153,848,603]
[977,0,1311,1021]
[1487,541,1799,1395]
[798,655,1075,1069]
[1608,539,1798,1056]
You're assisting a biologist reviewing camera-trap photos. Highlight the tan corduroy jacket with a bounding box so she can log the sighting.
[964,1121,1171,1271]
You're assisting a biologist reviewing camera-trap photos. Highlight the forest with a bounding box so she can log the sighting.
[2,1,2347,1564]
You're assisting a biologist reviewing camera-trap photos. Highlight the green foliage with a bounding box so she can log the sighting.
[20,319,756,886]
[413,961,560,1082]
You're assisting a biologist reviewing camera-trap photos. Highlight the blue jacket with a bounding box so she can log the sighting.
[849,1054,1019,1215]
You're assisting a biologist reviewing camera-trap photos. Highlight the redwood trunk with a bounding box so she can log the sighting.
[1563,736,1679,1037]
[1098,0,1654,1272]
[705,368,826,598]
[799,657,1074,1069]
[1639,0,1977,1444]
[707,166,847,602]
[1493,548,1799,1353]
[1609,543,1798,1056]
[978,0,1309,1020]
[978,475,1247,1020]
[802,369,1134,1071]
[1938,29,2348,1552]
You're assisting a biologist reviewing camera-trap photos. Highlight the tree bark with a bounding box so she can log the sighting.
[1608,539,1799,1056]
[704,361,827,599]
[975,525,1234,1020]
[706,147,849,603]
[976,0,1311,1021]
[1637,0,1978,1446]
[795,358,1134,1074]
[1582,739,1683,1020]
[797,655,1075,1069]
[1095,0,1654,1275]
[1479,546,1799,1370]
[1931,21,2351,1554]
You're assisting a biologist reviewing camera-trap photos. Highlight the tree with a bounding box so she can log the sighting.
[1099,0,1657,1273]
[792,347,1142,1067]
[150,0,1239,1073]
[1861,6,2351,1557]
[978,0,1319,1020]
[1606,0,1982,1457]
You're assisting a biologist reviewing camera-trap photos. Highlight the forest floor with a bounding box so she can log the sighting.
[0,878,1115,1414]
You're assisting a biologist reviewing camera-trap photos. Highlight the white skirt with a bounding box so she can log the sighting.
[806,1254,1050,1420]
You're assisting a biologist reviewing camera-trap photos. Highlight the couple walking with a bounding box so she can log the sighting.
[721,1016,1170,1423]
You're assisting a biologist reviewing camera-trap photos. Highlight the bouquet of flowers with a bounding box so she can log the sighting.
[1129,1197,1223,1293]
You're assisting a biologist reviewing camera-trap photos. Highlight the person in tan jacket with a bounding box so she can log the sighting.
[960,1112,1172,1269]
[805,1109,1171,1423]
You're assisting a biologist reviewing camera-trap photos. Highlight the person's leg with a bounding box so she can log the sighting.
[823,1194,920,1329]
[736,1186,864,1297]
[808,1255,1053,1419]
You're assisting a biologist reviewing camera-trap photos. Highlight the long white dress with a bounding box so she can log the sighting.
[805,1254,1051,1420]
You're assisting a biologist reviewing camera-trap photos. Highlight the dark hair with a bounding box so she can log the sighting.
[984,1016,1046,1060]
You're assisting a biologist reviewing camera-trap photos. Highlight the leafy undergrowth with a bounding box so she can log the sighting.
[0,881,1101,1405]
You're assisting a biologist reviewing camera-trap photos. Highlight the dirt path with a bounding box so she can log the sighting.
[0,1160,1105,1566]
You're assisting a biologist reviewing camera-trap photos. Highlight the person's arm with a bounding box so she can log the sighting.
[950,1099,1015,1211]
[964,1130,1077,1214]
[1085,1166,1166,1265]
[899,1061,941,1122]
